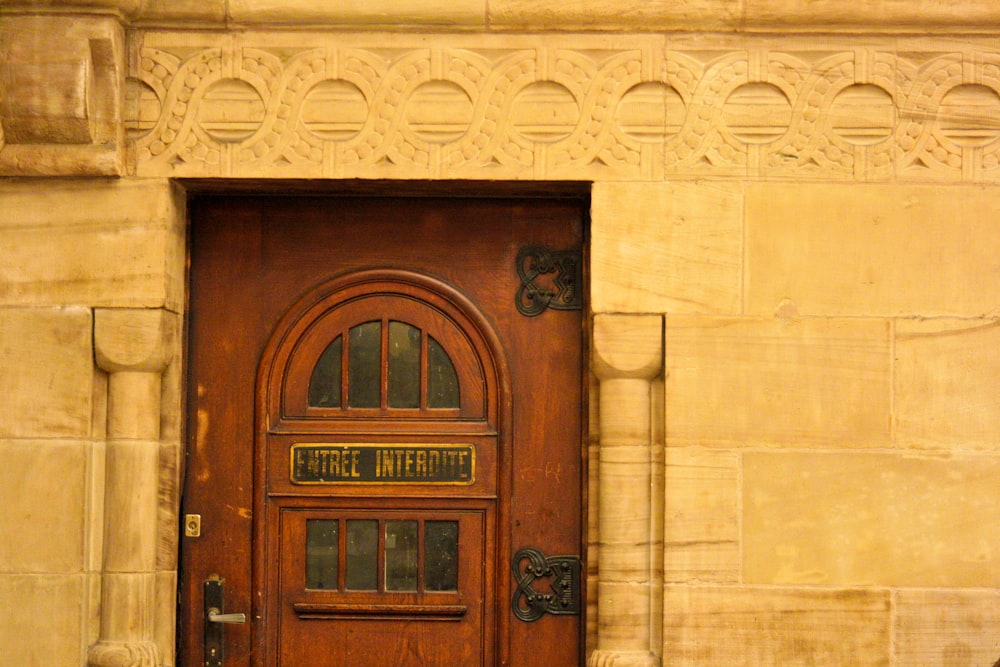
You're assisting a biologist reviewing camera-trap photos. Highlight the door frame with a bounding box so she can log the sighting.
[175,179,595,666]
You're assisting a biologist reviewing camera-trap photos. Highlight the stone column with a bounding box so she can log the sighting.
[588,314,663,667]
[89,309,176,667]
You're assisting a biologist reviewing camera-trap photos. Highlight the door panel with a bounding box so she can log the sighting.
[182,193,586,666]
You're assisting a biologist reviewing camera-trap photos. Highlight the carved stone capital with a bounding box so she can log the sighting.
[0,14,123,176]
[87,640,161,667]
[94,308,176,374]
[592,314,663,382]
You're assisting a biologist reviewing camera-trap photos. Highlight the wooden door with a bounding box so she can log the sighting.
[180,191,586,667]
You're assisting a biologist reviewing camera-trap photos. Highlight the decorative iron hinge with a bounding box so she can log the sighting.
[511,547,581,622]
[515,246,582,317]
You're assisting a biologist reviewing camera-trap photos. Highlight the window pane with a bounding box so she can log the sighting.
[384,520,419,591]
[345,519,378,590]
[427,336,459,409]
[305,520,339,590]
[424,520,458,591]
[348,321,381,408]
[387,322,421,408]
[308,336,342,407]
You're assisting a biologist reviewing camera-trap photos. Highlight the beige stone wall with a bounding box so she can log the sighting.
[595,181,1000,664]
[0,179,185,666]
[2,2,1000,666]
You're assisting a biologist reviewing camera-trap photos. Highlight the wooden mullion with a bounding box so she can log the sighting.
[380,318,389,411]
[340,332,349,410]
[377,518,386,593]
[420,329,429,412]
[417,519,426,593]
[337,518,346,592]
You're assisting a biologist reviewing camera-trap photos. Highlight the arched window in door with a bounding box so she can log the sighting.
[306,320,460,411]
[272,275,492,427]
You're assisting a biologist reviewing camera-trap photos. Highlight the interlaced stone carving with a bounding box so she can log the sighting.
[123,33,1000,183]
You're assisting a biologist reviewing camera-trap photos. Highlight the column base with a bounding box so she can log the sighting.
[88,640,162,667]
[588,649,660,667]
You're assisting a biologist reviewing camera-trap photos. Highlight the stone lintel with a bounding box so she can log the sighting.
[4,1,999,33]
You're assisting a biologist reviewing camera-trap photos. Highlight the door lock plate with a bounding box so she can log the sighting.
[204,577,245,666]
[184,514,201,537]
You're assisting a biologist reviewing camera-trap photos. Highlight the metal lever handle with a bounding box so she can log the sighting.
[207,608,246,624]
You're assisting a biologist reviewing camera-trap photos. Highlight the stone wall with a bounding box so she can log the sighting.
[596,181,1000,664]
[2,2,1000,665]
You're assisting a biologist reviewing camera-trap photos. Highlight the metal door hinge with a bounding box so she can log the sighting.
[511,547,581,622]
[515,246,582,317]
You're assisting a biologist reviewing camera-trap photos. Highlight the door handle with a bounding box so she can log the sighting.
[207,608,246,624]
[204,577,244,667]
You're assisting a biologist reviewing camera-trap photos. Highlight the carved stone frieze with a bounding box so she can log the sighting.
[125,32,1000,182]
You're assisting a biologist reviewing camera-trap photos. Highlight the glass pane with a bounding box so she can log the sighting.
[424,520,459,591]
[384,520,419,591]
[387,322,421,408]
[305,520,339,590]
[427,336,460,409]
[348,321,381,408]
[345,519,378,590]
[308,336,342,407]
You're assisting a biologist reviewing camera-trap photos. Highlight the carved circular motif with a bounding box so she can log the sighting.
[301,79,368,141]
[510,81,580,143]
[198,78,265,143]
[124,78,161,140]
[405,80,474,144]
[939,84,1000,147]
[829,84,895,146]
[615,82,686,143]
[722,83,792,144]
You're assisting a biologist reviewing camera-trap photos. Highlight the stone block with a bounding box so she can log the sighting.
[745,0,1000,31]
[743,452,1000,587]
[663,585,891,666]
[1,59,92,144]
[0,574,85,666]
[86,439,106,573]
[136,0,226,22]
[591,182,742,315]
[0,179,185,310]
[489,0,741,30]
[229,0,485,25]
[155,570,178,667]
[664,317,891,447]
[894,589,1000,666]
[745,184,1000,318]
[895,319,1000,451]
[158,442,182,571]
[663,448,739,584]
[596,581,659,648]
[0,307,93,438]
[0,15,123,175]
[104,440,160,572]
[0,440,87,573]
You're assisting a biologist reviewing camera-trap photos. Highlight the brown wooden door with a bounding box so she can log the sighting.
[180,191,586,667]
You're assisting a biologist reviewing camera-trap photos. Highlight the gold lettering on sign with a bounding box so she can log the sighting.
[291,444,475,485]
